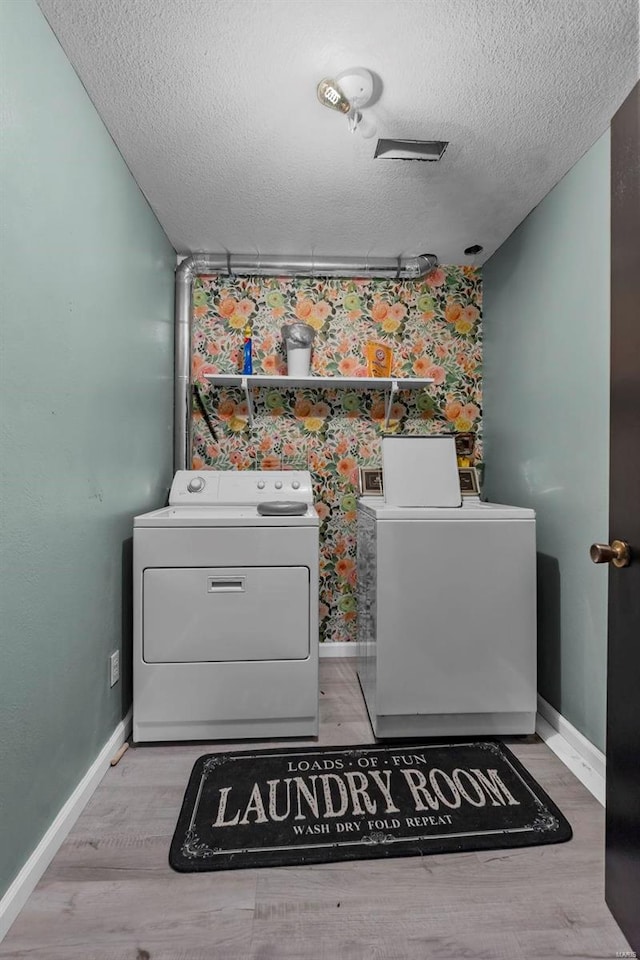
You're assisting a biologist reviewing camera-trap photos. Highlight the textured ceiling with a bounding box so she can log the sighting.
[37,0,639,264]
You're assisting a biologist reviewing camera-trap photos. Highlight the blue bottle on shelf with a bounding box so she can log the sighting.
[242,324,253,375]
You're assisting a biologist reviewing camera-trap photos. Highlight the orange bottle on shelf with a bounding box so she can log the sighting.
[365,341,393,377]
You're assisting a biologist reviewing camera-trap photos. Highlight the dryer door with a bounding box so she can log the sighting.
[143,566,309,662]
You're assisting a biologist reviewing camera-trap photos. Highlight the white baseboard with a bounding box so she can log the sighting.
[536,695,605,806]
[0,709,132,943]
[319,642,358,658]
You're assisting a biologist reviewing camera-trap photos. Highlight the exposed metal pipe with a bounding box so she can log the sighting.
[174,253,439,471]
[174,255,227,472]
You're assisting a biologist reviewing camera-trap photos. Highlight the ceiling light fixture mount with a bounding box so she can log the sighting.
[316,67,376,139]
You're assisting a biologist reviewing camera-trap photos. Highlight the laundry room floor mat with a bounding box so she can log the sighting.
[169,741,572,871]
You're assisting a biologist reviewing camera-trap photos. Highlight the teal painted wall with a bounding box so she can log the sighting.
[0,1,175,898]
[483,131,610,752]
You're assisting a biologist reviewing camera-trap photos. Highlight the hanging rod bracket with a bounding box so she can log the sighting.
[240,377,255,428]
[384,379,400,430]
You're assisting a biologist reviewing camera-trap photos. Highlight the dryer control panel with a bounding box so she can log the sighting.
[169,470,313,505]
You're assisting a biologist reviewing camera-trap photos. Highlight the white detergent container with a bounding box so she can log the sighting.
[382,435,461,507]
[282,322,315,377]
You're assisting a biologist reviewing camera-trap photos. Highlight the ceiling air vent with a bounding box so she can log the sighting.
[374,139,448,161]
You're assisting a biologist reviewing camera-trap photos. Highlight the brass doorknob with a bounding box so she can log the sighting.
[590,540,631,568]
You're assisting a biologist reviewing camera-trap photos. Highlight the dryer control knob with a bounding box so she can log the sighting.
[275,480,283,489]
[292,480,300,490]
[187,476,206,493]
[257,480,266,489]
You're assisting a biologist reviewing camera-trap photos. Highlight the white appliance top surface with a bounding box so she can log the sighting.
[358,498,535,521]
[136,470,318,526]
[134,505,318,527]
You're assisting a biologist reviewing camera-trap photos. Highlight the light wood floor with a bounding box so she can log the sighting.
[1,660,630,959]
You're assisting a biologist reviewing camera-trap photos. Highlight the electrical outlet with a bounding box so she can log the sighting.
[109,650,120,687]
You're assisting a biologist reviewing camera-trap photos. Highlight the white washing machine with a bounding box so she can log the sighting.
[357,498,537,738]
[133,470,319,742]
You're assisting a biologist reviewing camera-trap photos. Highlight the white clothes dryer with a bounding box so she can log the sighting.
[133,470,319,742]
[357,498,537,738]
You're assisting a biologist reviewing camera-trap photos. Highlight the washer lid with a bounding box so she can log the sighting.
[358,498,535,520]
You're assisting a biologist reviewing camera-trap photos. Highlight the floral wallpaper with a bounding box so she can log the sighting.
[191,267,482,643]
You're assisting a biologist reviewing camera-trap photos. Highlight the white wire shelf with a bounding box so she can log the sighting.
[203,374,434,429]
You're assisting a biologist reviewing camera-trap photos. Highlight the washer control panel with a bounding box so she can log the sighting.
[169,470,313,505]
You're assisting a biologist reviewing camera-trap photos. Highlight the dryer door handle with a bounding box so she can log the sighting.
[207,577,245,593]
